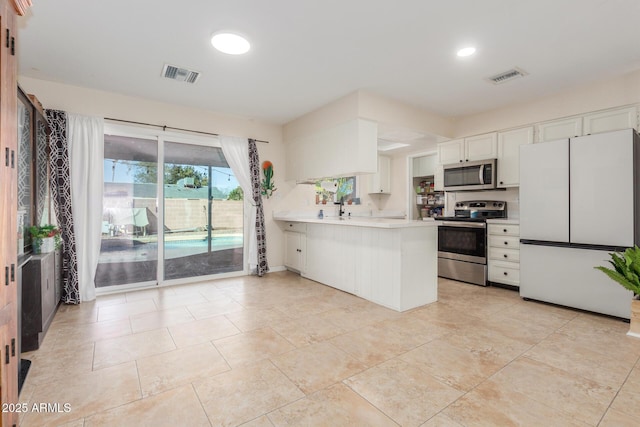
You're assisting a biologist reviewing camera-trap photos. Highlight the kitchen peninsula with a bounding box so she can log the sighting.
[275,214,438,311]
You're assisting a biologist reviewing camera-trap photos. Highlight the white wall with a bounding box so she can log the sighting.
[452,69,640,138]
[19,76,290,269]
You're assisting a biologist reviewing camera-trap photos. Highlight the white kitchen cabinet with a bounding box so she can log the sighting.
[285,118,378,182]
[368,155,391,194]
[487,223,520,287]
[437,133,497,165]
[304,224,356,294]
[303,222,438,311]
[583,106,638,135]
[465,132,498,161]
[437,139,464,165]
[536,117,582,142]
[412,154,437,177]
[496,127,533,187]
[433,164,444,191]
[284,230,306,273]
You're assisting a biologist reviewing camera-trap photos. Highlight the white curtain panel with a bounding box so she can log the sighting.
[220,135,257,271]
[68,114,104,302]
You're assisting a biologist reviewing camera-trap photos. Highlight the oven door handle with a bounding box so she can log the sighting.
[478,164,485,184]
[440,221,486,228]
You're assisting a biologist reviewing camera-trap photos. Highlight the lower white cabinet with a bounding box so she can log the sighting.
[303,223,438,311]
[283,222,306,273]
[304,224,357,294]
[487,223,520,287]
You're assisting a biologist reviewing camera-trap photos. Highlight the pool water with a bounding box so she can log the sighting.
[98,235,243,263]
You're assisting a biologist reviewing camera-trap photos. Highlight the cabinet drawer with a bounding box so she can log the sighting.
[488,224,519,236]
[489,247,520,263]
[488,235,519,249]
[489,262,520,285]
[283,222,307,233]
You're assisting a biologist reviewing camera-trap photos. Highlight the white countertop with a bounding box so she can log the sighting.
[486,219,520,225]
[274,216,438,229]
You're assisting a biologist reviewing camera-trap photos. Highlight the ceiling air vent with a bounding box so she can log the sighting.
[162,64,201,84]
[486,67,528,85]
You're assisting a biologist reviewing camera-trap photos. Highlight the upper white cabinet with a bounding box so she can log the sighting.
[433,164,444,191]
[536,106,638,143]
[438,133,497,165]
[536,117,582,142]
[285,118,378,182]
[437,139,464,165]
[583,106,638,135]
[412,154,437,177]
[465,132,498,161]
[497,127,533,188]
[368,155,391,194]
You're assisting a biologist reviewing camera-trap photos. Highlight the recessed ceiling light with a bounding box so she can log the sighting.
[211,32,250,55]
[457,47,476,57]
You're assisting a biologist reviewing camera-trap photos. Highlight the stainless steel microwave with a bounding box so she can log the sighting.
[443,159,496,191]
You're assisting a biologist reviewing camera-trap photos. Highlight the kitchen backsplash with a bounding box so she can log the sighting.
[445,187,520,219]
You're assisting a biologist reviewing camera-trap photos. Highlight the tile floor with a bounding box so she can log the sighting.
[19,271,640,426]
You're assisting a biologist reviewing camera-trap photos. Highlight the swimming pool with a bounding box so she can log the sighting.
[98,234,243,263]
[164,235,242,249]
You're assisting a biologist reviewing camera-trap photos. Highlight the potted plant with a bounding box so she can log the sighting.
[28,225,62,254]
[595,246,640,338]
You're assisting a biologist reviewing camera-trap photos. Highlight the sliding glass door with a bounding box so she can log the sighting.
[162,140,243,281]
[96,135,159,288]
[95,126,244,290]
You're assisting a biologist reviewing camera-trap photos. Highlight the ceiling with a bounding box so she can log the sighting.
[16,0,640,130]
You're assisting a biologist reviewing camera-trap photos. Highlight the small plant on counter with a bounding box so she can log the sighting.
[28,224,62,253]
[594,246,640,296]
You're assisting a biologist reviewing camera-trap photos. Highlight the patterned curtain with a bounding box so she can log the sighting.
[46,110,81,304]
[248,139,269,276]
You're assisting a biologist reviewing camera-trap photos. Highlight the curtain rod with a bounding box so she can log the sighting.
[104,117,269,144]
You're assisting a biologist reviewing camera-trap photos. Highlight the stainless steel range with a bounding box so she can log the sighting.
[437,200,507,286]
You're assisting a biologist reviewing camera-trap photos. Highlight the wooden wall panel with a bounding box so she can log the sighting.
[0,0,21,425]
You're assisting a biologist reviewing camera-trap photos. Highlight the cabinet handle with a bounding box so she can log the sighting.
[500,181,504,185]
[4,266,8,286]
[503,254,508,258]
[4,345,8,364]
[289,224,293,227]
[503,272,508,276]
[459,160,463,163]
[11,338,15,357]
[504,241,508,245]
[503,229,507,233]
[10,264,15,282]
[296,249,302,253]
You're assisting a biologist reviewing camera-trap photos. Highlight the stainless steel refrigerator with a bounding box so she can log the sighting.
[519,128,639,318]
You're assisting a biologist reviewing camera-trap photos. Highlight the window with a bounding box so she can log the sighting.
[315,176,358,205]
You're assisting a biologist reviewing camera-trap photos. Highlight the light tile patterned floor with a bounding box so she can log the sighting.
[19,272,640,426]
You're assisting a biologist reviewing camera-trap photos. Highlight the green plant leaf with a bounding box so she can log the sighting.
[594,266,640,294]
